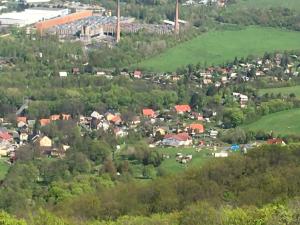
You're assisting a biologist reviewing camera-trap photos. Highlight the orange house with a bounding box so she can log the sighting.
[40,119,51,127]
[142,109,155,117]
[175,105,191,114]
[17,116,27,123]
[188,124,204,134]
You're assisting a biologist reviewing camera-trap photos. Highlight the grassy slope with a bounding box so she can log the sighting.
[259,85,300,98]
[157,147,212,174]
[235,0,300,11]
[0,158,9,180]
[243,108,300,135]
[138,27,300,72]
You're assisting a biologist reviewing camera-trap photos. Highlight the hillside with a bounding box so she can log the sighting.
[138,27,300,72]
[243,108,300,135]
[234,0,300,11]
[259,85,300,98]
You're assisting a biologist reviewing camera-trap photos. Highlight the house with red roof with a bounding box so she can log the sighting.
[17,116,27,123]
[267,138,286,146]
[62,114,71,120]
[50,115,60,121]
[133,70,142,79]
[162,132,192,147]
[0,131,13,142]
[110,115,122,125]
[142,109,156,118]
[188,123,204,134]
[40,119,51,127]
[175,105,191,114]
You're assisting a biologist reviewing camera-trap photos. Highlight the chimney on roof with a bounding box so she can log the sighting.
[116,0,121,43]
[174,0,179,34]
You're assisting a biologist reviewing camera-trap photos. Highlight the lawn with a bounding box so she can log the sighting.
[0,158,10,180]
[233,0,300,11]
[157,147,212,174]
[243,108,300,135]
[138,27,300,72]
[259,85,300,98]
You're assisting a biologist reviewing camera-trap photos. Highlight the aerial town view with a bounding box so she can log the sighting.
[0,0,300,224]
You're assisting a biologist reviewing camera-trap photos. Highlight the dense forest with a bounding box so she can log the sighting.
[0,145,300,224]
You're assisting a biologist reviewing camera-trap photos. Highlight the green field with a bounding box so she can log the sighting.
[0,158,9,180]
[138,27,300,72]
[234,0,300,11]
[157,147,212,174]
[259,85,300,98]
[243,108,300,135]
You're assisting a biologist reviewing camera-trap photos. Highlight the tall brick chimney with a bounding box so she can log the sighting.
[116,0,121,43]
[174,0,179,34]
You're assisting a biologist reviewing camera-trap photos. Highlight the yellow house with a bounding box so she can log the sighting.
[39,136,52,148]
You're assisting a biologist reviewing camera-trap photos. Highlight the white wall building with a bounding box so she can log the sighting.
[0,8,69,27]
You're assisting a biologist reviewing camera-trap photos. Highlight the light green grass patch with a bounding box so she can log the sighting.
[0,158,10,180]
[259,86,300,98]
[243,108,300,135]
[138,27,300,72]
[234,0,300,11]
[157,147,212,174]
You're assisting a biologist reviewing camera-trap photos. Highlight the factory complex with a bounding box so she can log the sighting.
[0,0,185,45]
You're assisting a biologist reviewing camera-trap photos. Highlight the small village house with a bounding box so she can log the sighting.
[175,105,191,114]
[162,132,192,147]
[188,123,205,134]
[142,109,156,118]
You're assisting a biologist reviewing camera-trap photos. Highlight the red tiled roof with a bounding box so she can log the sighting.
[134,70,142,76]
[111,115,122,124]
[164,132,191,141]
[17,116,27,123]
[62,114,71,120]
[267,138,284,145]
[40,119,51,126]
[142,109,155,117]
[50,115,60,121]
[175,105,191,113]
[0,132,12,141]
[189,124,204,133]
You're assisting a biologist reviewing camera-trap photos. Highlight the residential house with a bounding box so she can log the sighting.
[142,109,156,118]
[19,132,29,142]
[191,112,204,121]
[72,67,80,75]
[214,151,228,158]
[91,111,103,120]
[110,115,122,125]
[188,123,204,134]
[133,70,142,79]
[40,119,51,127]
[162,133,192,147]
[114,127,128,137]
[59,71,68,77]
[50,114,60,121]
[175,105,191,114]
[267,138,286,146]
[233,92,248,108]
[0,131,13,144]
[61,114,71,120]
[17,116,27,123]
[39,136,52,148]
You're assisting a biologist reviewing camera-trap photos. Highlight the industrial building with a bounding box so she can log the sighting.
[36,10,93,33]
[0,8,69,27]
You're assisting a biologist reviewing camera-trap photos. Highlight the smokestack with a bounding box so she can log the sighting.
[116,0,121,43]
[174,0,179,34]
